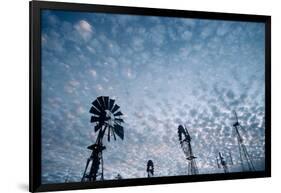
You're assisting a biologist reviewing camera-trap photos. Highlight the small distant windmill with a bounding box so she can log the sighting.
[216,151,233,173]
[178,125,199,175]
[114,173,123,180]
[64,175,69,183]
[81,96,125,182]
[147,160,154,178]
[232,111,255,171]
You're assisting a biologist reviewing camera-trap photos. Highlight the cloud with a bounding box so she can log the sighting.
[89,69,97,78]
[182,30,193,41]
[42,31,65,52]
[149,24,166,46]
[41,10,266,183]
[216,23,231,36]
[131,37,145,52]
[74,20,93,41]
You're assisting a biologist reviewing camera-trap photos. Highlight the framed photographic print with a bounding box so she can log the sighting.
[30,1,271,192]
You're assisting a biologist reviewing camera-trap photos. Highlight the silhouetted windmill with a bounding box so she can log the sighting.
[216,151,233,173]
[147,160,154,178]
[64,174,69,183]
[64,169,70,183]
[232,111,255,171]
[114,173,123,180]
[82,96,124,182]
[178,125,199,175]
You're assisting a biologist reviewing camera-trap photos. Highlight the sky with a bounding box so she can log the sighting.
[41,10,265,184]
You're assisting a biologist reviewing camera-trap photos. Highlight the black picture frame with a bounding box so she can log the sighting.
[29,1,271,192]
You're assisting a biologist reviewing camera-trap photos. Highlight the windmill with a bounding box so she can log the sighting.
[81,96,124,182]
[147,160,154,178]
[232,111,255,171]
[216,151,233,173]
[178,125,199,175]
[114,173,123,180]
[64,173,70,183]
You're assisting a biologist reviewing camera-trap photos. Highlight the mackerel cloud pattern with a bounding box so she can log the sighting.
[41,10,265,183]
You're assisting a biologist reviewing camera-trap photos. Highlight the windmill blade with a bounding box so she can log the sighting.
[89,106,101,116]
[184,126,191,140]
[113,124,124,140]
[178,125,185,141]
[95,123,102,132]
[92,99,102,111]
[111,104,120,113]
[107,125,110,142]
[112,128,117,140]
[185,127,190,137]
[104,96,109,110]
[97,96,106,110]
[109,99,115,110]
[114,111,123,116]
[90,116,99,123]
[97,125,107,141]
[115,118,124,123]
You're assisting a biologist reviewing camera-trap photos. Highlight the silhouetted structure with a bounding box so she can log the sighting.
[114,173,123,180]
[147,160,154,178]
[82,96,124,182]
[216,151,233,173]
[64,169,70,183]
[178,125,199,175]
[233,111,255,171]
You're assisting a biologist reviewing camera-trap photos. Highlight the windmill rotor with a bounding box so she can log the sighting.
[90,96,124,142]
[178,125,186,142]
[178,125,199,175]
[232,110,243,142]
[178,125,191,142]
[232,110,245,133]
